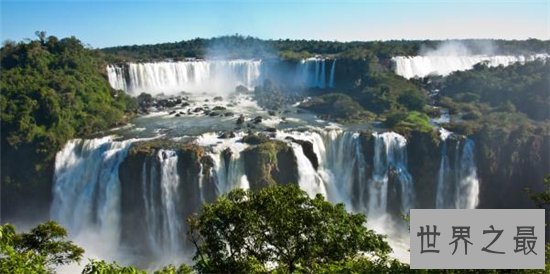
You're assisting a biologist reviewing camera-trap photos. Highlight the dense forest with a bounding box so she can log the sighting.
[102,35,550,61]
[0,32,137,221]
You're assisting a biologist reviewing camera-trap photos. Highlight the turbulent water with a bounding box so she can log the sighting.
[392,54,549,79]
[107,58,336,95]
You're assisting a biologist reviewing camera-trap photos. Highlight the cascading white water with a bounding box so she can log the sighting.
[140,149,184,258]
[157,150,183,255]
[108,59,339,96]
[50,136,136,259]
[106,65,127,91]
[50,127,483,268]
[456,139,479,209]
[392,54,549,79]
[436,129,452,209]
[435,130,480,209]
[195,132,250,196]
[368,132,413,217]
[295,58,336,88]
[276,129,412,215]
[107,60,262,96]
[290,142,327,198]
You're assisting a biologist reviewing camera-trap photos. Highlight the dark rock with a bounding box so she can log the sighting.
[169,110,176,115]
[224,112,235,117]
[265,127,277,133]
[181,102,190,107]
[209,112,220,117]
[213,106,226,111]
[235,85,249,93]
[236,115,245,125]
[213,96,223,101]
[253,116,263,124]
[219,131,236,139]
[241,134,269,145]
[193,107,203,113]
[175,114,181,117]
[242,140,299,190]
[286,138,319,170]
[268,110,276,116]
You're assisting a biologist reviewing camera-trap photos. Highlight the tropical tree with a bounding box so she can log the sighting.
[187,185,402,273]
[0,221,84,273]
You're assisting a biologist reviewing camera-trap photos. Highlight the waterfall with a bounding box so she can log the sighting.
[328,59,336,88]
[319,60,326,88]
[157,150,183,255]
[392,54,550,79]
[435,130,480,209]
[107,60,262,96]
[368,132,413,217]
[290,142,327,198]
[49,129,484,267]
[456,139,479,209]
[196,132,250,196]
[209,151,249,195]
[295,58,332,88]
[436,129,452,209]
[107,65,127,91]
[50,137,135,247]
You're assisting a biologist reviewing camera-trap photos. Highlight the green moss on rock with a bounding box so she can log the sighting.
[243,140,299,190]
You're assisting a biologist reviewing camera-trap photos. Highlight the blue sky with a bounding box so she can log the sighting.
[1,0,548,48]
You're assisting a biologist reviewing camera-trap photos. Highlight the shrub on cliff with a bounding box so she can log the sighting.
[299,93,375,122]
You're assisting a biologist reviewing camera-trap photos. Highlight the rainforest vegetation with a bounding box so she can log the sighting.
[102,35,550,61]
[1,33,137,220]
[1,33,549,272]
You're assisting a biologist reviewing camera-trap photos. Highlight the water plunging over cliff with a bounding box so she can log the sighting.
[107,58,337,96]
[107,60,262,96]
[144,150,183,257]
[392,54,549,79]
[369,132,413,217]
[295,58,336,89]
[435,131,480,209]
[50,137,137,262]
[52,128,481,267]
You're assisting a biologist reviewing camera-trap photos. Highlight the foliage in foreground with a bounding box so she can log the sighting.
[187,185,401,273]
[0,221,84,273]
[3,183,549,273]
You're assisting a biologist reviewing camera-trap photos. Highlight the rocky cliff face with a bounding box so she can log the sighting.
[243,140,299,190]
[474,125,550,209]
[118,140,209,259]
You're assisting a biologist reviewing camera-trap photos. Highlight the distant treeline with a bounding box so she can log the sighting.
[101,35,550,62]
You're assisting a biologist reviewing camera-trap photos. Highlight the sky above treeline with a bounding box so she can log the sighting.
[1,0,548,48]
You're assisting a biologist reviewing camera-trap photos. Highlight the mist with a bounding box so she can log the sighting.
[419,40,497,56]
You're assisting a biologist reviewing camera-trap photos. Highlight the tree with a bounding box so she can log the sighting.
[188,185,400,273]
[0,221,83,273]
[82,260,145,274]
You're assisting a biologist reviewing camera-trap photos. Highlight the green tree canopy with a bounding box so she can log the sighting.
[0,221,83,273]
[188,185,399,273]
